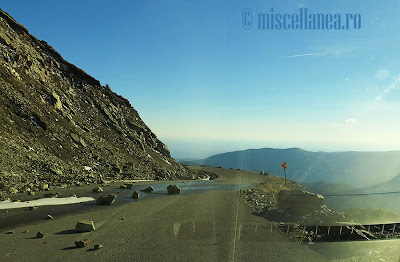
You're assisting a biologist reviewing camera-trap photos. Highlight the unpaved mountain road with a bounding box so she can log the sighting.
[1,167,328,261]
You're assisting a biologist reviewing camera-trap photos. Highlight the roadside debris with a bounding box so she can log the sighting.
[92,187,103,193]
[75,239,90,248]
[124,183,133,189]
[141,186,154,193]
[75,220,95,232]
[132,191,140,199]
[167,184,181,195]
[94,244,103,250]
[96,194,117,205]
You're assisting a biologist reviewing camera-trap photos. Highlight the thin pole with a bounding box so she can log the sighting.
[284,168,287,186]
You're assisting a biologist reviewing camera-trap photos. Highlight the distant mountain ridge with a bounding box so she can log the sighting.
[188,148,400,187]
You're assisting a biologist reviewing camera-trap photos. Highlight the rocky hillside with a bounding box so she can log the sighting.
[0,9,201,197]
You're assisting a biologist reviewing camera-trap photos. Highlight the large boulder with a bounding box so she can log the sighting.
[167,184,181,195]
[277,190,324,216]
[96,194,117,205]
[75,220,96,232]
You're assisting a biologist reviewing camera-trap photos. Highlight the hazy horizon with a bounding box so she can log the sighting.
[165,138,400,159]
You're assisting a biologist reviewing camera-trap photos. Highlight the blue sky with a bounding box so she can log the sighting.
[2,0,400,158]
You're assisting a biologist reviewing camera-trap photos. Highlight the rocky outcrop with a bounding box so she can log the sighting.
[0,8,201,199]
[277,190,324,216]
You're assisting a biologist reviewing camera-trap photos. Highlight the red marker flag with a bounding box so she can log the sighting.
[281,162,287,169]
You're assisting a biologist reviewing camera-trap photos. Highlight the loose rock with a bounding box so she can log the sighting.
[94,244,103,250]
[124,183,133,189]
[92,187,103,193]
[39,184,49,191]
[132,191,140,199]
[141,186,154,193]
[167,184,181,195]
[44,192,59,198]
[75,239,90,248]
[8,187,18,194]
[96,194,117,205]
[75,220,95,232]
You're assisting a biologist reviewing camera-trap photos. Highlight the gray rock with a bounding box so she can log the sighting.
[141,186,154,193]
[167,184,181,195]
[75,220,95,232]
[51,91,62,110]
[36,232,44,238]
[75,239,90,248]
[39,184,48,191]
[132,191,140,199]
[49,167,62,175]
[124,183,133,189]
[92,187,103,193]
[70,133,87,147]
[94,244,103,250]
[96,194,117,205]
[8,187,18,194]
[44,192,59,198]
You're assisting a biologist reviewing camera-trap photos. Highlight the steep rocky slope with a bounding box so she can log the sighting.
[0,9,201,197]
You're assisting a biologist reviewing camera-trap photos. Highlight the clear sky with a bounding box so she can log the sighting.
[2,0,400,158]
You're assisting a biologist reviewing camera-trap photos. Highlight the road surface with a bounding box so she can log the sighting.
[0,167,369,261]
